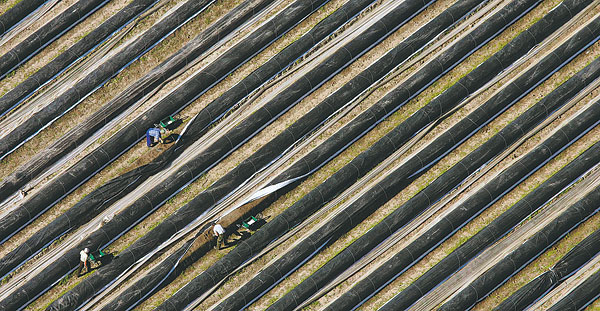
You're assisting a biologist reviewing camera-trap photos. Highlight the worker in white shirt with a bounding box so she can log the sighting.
[213,223,226,250]
[77,248,90,276]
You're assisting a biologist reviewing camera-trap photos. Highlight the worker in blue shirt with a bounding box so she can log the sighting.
[146,127,164,147]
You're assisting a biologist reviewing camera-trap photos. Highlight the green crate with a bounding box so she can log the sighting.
[159,116,176,128]
[242,216,258,229]
[89,249,106,262]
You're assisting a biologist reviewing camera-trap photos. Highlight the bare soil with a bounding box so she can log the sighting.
[241,0,594,309]
[0,0,210,263]
[0,0,182,179]
[357,41,600,311]
[4,0,600,309]
[18,0,362,308]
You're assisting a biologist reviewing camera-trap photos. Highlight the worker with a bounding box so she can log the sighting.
[213,223,226,249]
[77,248,91,276]
[146,127,164,147]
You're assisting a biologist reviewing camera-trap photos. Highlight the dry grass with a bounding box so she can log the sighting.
[0,0,180,179]
[0,0,208,261]
[239,0,584,309]
[4,0,600,309]
[357,47,600,311]
[474,210,600,310]
[17,0,361,308]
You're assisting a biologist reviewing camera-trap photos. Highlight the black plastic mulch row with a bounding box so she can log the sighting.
[266,0,596,309]
[0,0,46,37]
[100,225,214,311]
[439,162,600,310]
[0,0,275,249]
[108,0,494,308]
[0,0,280,203]
[157,0,551,309]
[379,102,600,311]
[547,263,600,310]
[44,0,424,309]
[0,0,161,118]
[0,0,108,79]
[496,221,600,310]
[346,17,600,311]
[0,0,336,309]
[0,0,213,164]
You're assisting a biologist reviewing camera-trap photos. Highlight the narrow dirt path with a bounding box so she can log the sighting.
[0,0,178,180]
[241,0,584,309]
[119,0,557,308]
[355,12,600,311]
[18,0,355,308]
[5,0,600,310]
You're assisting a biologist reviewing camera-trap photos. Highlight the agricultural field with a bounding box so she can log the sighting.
[0,0,599,310]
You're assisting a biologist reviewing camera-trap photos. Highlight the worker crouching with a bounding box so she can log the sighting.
[146,127,166,147]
